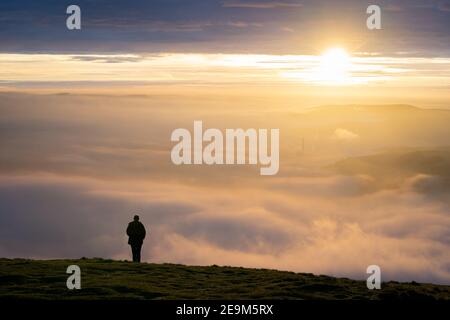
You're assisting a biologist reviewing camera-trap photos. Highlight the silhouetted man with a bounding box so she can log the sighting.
[126,215,146,262]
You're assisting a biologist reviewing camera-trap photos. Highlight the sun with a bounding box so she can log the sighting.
[316,47,352,85]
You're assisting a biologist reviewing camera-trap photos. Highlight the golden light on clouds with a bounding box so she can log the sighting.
[0,53,450,91]
[283,47,357,86]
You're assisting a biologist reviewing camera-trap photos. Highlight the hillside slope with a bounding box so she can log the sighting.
[0,258,449,300]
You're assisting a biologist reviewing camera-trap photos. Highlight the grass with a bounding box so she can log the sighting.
[0,258,449,300]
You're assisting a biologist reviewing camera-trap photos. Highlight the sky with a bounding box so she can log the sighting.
[0,0,449,55]
[1,0,450,106]
[1,0,450,285]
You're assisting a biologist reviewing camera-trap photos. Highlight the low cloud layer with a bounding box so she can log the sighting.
[1,173,449,284]
[0,93,449,284]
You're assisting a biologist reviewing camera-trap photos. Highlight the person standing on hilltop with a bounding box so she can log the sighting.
[126,215,146,263]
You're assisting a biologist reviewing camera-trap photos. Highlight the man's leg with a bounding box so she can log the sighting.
[136,244,142,263]
[131,245,138,262]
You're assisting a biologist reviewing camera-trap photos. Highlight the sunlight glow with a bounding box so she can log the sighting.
[316,48,352,85]
[279,48,370,85]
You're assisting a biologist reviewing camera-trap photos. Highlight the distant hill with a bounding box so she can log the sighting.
[330,147,450,193]
[277,104,450,163]
[0,258,449,300]
[332,147,450,178]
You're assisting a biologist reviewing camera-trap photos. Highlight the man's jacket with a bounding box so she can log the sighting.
[126,221,146,246]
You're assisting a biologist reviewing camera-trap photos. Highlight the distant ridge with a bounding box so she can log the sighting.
[305,104,425,113]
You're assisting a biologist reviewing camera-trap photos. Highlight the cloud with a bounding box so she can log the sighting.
[438,0,450,12]
[227,21,264,28]
[0,175,200,260]
[404,174,450,195]
[70,55,145,63]
[1,93,450,284]
[331,128,360,141]
[270,175,377,197]
[173,213,293,254]
[1,170,449,284]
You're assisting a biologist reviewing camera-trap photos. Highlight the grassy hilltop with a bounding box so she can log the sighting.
[0,258,449,300]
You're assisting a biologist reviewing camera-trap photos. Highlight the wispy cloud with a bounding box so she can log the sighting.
[1,53,450,89]
[438,0,450,11]
[70,55,146,63]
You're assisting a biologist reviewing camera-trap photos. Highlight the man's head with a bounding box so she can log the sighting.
[133,215,139,221]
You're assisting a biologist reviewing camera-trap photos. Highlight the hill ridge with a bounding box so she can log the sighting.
[1,258,449,300]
